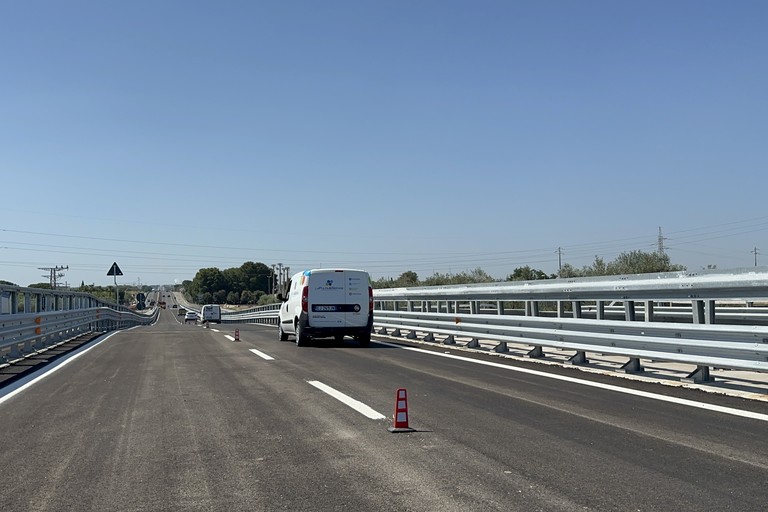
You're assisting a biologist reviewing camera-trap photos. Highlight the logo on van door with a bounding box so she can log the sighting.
[315,279,344,291]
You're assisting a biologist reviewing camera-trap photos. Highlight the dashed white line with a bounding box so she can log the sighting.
[307,380,386,420]
[249,348,275,361]
[224,335,235,341]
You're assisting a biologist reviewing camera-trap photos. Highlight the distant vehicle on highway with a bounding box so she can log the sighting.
[200,304,221,324]
[277,268,373,346]
[171,304,178,308]
[178,308,186,316]
[184,311,198,324]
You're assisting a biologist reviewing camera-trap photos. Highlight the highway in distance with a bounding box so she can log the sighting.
[1,308,767,511]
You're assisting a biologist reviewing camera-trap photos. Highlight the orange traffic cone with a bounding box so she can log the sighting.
[388,388,416,433]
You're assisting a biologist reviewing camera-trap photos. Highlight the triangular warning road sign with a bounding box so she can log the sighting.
[107,262,123,276]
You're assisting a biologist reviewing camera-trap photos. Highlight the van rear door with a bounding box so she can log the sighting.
[307,270,347,328]
[307,269,369,328]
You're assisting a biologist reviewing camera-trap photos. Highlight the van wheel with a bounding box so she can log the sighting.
[334,334,345,344]
[278,323,288,341]
[358,333,371,347]
[296,324,309,346]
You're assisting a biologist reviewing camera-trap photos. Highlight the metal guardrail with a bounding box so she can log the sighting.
[373,310,768,380]
[1,285,157,364]
[220,303,281,325]
[374,267,768,325]
[369,268,768,383]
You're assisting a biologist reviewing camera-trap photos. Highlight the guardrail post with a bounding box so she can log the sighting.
[557,301,566,318]
[572,301,582,319]
[526,301,540,317]
[470,301,478,315]
[493,341,507,352]
[693,300,705,324]
[705,300,716,324]
[442,334,456,345]
[497,301,505,315]
[596,300,605,320]
[644,301,655,322]
[625,301,636,321]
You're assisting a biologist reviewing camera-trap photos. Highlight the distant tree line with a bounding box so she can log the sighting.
[373,250,686,288]
[183,261,275,305]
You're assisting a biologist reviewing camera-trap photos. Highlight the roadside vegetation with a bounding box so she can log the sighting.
[373,250,685,288]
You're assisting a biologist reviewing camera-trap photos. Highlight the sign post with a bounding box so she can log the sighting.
[107,262,123,305]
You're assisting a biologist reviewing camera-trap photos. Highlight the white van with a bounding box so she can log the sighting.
[277,268,373,346]
[200,304,221,324]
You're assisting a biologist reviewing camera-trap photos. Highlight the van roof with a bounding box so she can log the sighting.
[299,268,368,275]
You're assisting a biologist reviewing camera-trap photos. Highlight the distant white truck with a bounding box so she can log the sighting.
[200,304,221,324]
[277,268,373,346]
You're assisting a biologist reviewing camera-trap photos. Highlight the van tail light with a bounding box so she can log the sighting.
[301,286,309,313]
[368,286,374,313]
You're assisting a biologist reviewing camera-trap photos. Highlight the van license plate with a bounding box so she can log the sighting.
[314,305,337,311]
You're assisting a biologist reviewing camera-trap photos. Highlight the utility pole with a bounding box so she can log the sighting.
[555,247,563,272]
[276,263,284,293]
[752,247,760,267]
[39,265,68,289]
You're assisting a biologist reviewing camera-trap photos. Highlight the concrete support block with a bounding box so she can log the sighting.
[526,345,544,358]
[617,357,645,374]
[566,350,588,365]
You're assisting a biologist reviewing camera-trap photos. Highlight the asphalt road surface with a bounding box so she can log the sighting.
[1,308,766,511]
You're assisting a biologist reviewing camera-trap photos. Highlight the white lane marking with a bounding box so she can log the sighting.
[224,335,235,341]
[0,329,129,405]
[307,380,386,420]
[249,349,275,361]
[379,342,768,423]
[211,329,220,332]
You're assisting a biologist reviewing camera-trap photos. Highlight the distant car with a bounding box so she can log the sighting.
[178,308,186,316]
[172,304,178,308]
[184,311,198,323]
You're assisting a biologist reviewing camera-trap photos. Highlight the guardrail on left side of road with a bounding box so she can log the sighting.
[1,284,157,365]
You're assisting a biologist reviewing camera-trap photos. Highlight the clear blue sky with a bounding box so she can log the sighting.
[1,1,767,287]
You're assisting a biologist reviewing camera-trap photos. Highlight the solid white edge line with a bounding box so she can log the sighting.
[378,342,768,423]
[307,380,386,420]
[0,328,132,406]
[249,348,275,361]
[224,335,235,341]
